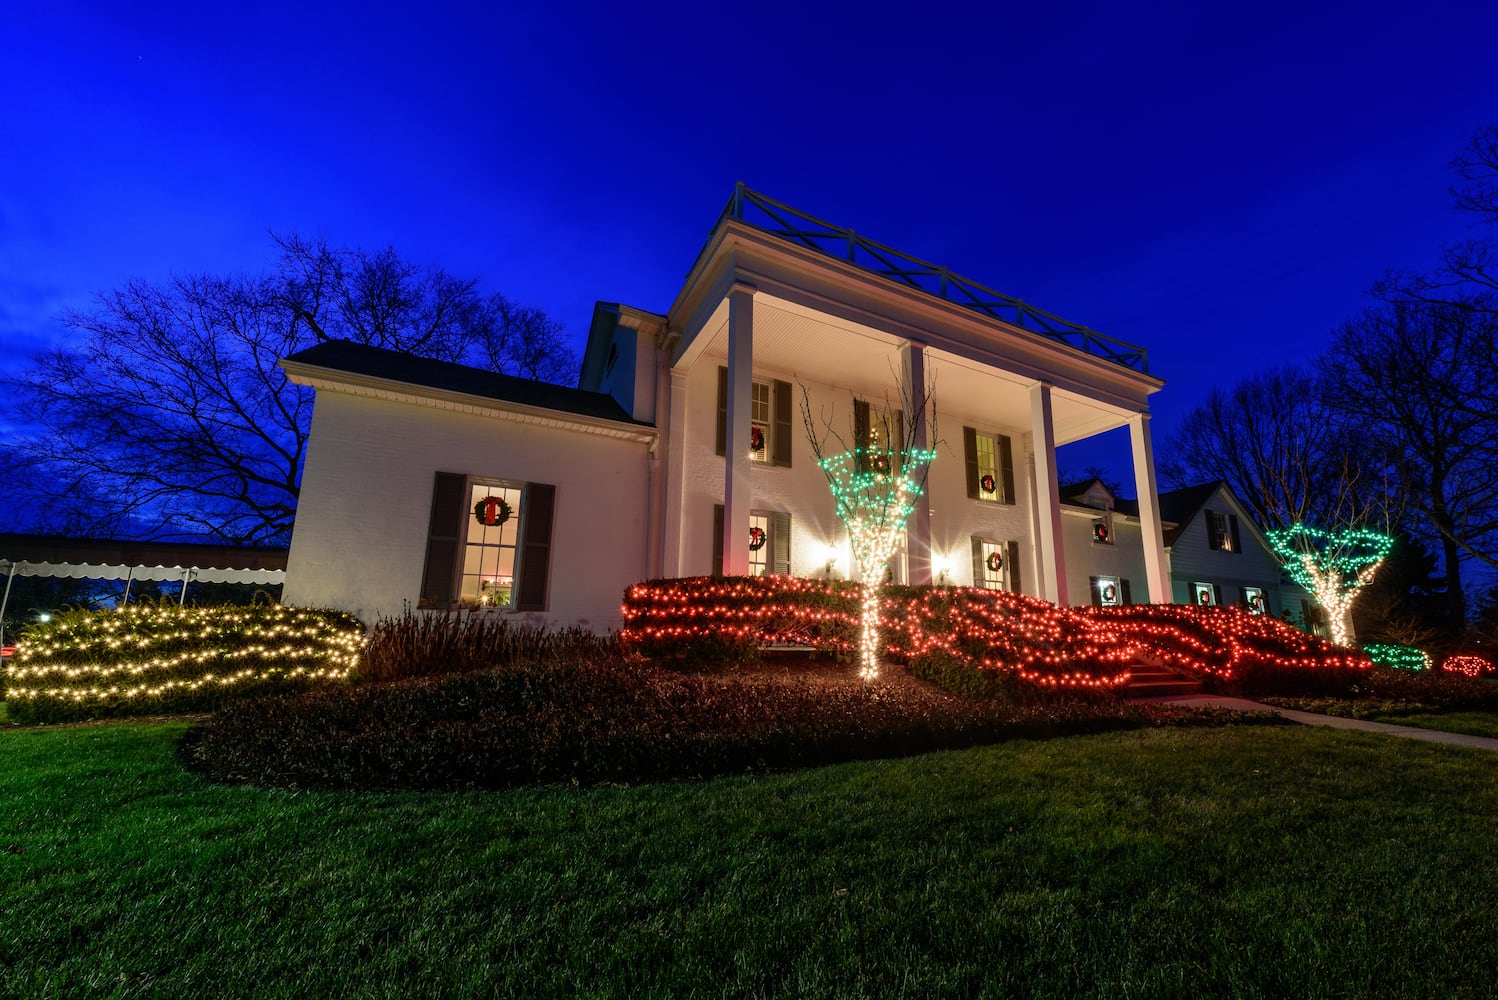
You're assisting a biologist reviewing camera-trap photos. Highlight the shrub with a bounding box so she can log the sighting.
[359,608,616,683]
[1364,643,1432,671]
[1442,653,1496,678]
[181,653,1284,791]
[4,602,363,723]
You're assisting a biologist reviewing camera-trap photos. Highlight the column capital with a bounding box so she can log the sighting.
[728,280,758,298]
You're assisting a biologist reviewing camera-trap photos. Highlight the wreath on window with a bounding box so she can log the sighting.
[473,495,513,526]
[870,453,891,475]
[980,473,997,494]
[1102,582,1118,604]
[750,427,766,453]
[1094,523,1110,543]
[748,526,767,552]
[1197,589,1213,606]
[986,550,1004,573]
[1248,593,1263,612]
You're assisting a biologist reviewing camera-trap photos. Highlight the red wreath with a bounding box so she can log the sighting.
[750,427,765,453]
[870,453,891,475]
[473,495,513,526]
[748,526,767,551]
[986,550,1004,573]
[980,473,997,494]
[1102,582,1118,604]
[1094,523,1110,543]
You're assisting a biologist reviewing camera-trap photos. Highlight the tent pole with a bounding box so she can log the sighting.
[122,568,134,608]
[179,569,191,606]
[0,561,18,649]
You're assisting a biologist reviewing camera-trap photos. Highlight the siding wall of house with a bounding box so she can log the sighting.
[1062,513,1149,606]
[1167,487,1286,612]
[283,390,650,630]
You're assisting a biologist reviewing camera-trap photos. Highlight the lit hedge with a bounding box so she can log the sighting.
[1364,643,1431,671]
[4,603,364,723]
[622,577,1372,696]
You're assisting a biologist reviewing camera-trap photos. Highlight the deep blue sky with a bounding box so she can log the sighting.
[5,1,1496,485]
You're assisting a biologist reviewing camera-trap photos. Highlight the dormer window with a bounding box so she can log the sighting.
[1206,509,1239,553]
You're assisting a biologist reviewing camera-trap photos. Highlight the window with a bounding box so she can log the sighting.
[1191,581,1218,606]
[713,505,791,575]
[963,427,1015,504]
[419,473,555,611]
[749,381,771,462]
[1091,575,1126,606]
[717,368,793,467]
[1092,516,1113,545]
[854,399,904,475]
[970,537,1021,592]
[461,482,524,607]
[1205,509,1239,553]
[1242,586,1266,614]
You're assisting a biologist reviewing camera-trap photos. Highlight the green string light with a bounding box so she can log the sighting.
[1265,523,1394,647]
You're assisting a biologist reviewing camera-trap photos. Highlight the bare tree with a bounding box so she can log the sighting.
[1163,365,1377,530]
[3,236,578,545]
[1319,297,1498,626]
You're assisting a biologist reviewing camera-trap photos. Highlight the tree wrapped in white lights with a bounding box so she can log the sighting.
[1266,523,1395,647]
[801,380,937,681]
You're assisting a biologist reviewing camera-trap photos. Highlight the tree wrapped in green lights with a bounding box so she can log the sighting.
[801,379,938,680]
[1266,523,1395,647]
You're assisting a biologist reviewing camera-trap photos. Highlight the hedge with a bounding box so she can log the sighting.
[4,603,364,723]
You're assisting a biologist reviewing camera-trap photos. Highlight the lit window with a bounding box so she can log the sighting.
[1243,586,1266,614]
[1192,582,1217,606]
[749,380,771,462]
[1094,575,1123,606]
[1207,510,1237,552]
[461,482,524,608]
[748,513,770,576]
[976,434,998,500]
[976,539,1006,590]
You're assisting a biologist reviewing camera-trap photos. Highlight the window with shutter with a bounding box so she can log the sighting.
[718,367,793,466]
[420,474,554,611]
[963,426,1014,503]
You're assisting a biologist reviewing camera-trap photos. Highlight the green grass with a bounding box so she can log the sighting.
[4,722,1498,997]
[1372,710,1498,739]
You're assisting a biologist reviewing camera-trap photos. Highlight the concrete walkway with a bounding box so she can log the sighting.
[1135,694,1498,751]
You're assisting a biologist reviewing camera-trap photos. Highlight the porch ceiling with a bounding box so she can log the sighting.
[691,292,1135,445]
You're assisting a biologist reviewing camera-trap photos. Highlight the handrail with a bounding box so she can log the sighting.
[697,183,1149,374]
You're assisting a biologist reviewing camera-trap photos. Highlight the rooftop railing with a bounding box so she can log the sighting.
[703,183,1149,374]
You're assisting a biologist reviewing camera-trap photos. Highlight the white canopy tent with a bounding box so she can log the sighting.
[0,535,287,648]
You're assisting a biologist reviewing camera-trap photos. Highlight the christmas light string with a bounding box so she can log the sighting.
[1266,523,1394,647]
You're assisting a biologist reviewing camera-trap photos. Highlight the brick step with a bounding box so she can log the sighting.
[1125,666,1204,699]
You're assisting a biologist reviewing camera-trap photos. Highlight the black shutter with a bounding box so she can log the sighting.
[419,472,467,608]
[772,379,793,467]
[1229,514,1241,554]
[1006,539,1021,595]
[1205,509,1219,550]
[998,435,1015,504]
[515,483,555,611]
[1212,584,1223,607]
[712,504,725,575]
[963,426,980,499]
[715,366,728,457]
[771,512,791,575]
[1121,578,1133,605]
[971,536,986,586]
[853,399,870,472]
[1089,576,1102,607]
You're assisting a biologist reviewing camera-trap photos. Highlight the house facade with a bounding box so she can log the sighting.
[281,186,1174,630]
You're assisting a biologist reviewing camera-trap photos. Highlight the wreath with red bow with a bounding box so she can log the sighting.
[750,427,766,453]
[986,550,1004,573]
[1094,523,1110,543]
[980,473,997,494]
[1102,582,1118,604]
[473,495,513,526]
[748,526,767,552]
[870,453,891,475]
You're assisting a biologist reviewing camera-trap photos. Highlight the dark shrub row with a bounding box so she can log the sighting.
[180,654,1285,791]
[359,608,617,683]
[5,603,364,723]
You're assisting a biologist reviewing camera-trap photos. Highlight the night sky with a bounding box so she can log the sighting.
[6,1,1496,486]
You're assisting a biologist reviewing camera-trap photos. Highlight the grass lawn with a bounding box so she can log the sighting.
[3,723,1498,998]
[1372,710,1498,740]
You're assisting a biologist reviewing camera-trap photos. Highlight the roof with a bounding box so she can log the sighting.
[282,340,652,427]
[1112,481,1234,547]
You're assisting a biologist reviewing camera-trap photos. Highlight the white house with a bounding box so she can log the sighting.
[280,186,1173,630]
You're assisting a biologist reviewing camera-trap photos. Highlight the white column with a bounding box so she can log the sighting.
[1029,382,1068,605]
[661,368,689,576]
[723,284,755,575]
[1129,412,1171,603]
[901,341,932,585]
